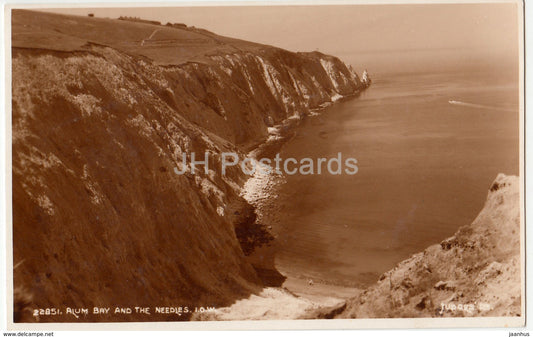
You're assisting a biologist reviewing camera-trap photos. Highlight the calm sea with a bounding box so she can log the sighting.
[265,67,520,287]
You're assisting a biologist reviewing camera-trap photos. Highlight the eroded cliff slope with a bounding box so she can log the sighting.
[11,10,366,322]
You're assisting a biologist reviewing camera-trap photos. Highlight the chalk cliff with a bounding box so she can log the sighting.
[11,10,366,321]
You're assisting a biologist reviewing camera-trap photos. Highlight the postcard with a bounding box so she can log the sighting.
[3,0,525,330]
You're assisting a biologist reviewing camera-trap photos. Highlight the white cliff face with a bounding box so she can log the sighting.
[361,69,371,88]
[199,51,364,136]
[339,174,522,319]
[362,70,369,83]
[320,58,343,91]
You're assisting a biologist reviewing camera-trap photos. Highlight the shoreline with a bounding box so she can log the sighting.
[236,93,365,307]
[198,94,367,320]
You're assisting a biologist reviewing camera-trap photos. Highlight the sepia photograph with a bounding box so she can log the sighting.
[3,0,525,330]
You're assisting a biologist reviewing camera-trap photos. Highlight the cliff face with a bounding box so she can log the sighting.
[176,49,362,148]
[338,174,522,318]
[11,10,366,321]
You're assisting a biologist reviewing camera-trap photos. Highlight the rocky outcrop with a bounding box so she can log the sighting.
[338,174,522,318]
[11,10,366,321]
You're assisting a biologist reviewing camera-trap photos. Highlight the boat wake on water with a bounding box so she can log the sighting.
[448,100,516,112]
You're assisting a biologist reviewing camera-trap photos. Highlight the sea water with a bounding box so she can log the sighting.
[265,67,519,287]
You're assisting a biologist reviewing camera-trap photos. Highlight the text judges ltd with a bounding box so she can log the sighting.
[173,152,359,176]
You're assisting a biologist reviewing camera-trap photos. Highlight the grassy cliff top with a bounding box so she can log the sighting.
[12,9,267,65]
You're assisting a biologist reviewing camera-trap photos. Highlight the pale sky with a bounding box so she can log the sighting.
[38,3,520,74]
